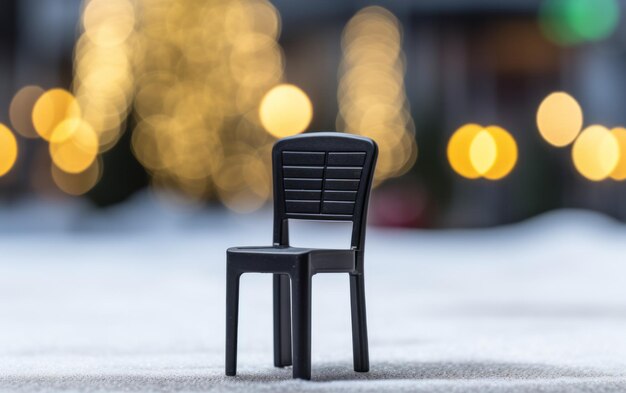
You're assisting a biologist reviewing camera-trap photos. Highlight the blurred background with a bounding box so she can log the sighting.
[0,0,624,229]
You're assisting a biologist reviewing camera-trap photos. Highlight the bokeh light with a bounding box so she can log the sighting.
[51,158,102,195]
[32,89,81,141]
[127,0,283,208]
[540,0,620,45]
[448,124,518,180]
[0,124,18,177]
[82,0,135,47]
[609,127,626,181]
[483,126,518,180]
[259,84,312,138]
[214,154,271,213]
[49,118,99,174]
[337,6,417,183]
[447,123,483,179]
[536,92,583,147]
[572,125,619,181]
[469,130,497,175]
[10,85,44,139]
[73,0,135,152]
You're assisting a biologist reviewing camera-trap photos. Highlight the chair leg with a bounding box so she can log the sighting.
[291,270,312,379]
[273,274,292,367]
[349,274,370,372]
[225,266,241,376]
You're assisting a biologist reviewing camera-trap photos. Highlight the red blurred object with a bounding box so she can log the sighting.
[369,184,434,228]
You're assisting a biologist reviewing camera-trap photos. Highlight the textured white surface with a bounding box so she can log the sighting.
[2,202,626,392]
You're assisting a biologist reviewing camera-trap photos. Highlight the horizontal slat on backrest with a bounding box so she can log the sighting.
[285,190,322,200]
[327,152,366,166]
[323,190,357,201]
[286,200,320,214]
[326,167,362,179]
[284,178,323,189]
[325,179,360,191]
[283,151,326,166]
[283,166,324,178]
[322,201,355,214]
[279,146,370,221]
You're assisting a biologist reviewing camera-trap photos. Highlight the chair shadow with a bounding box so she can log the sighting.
[233,360,611,382]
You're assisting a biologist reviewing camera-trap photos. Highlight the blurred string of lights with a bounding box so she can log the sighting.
[337,6,417,184]
[539,0,621,46]
[130,0,311,211]
[75,0,136,153]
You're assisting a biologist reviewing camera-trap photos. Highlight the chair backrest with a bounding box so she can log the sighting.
[272,132,378,252]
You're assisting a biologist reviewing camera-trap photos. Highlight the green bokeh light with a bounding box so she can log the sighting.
[540,0,621,45]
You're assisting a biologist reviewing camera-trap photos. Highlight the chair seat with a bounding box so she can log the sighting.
[227,246,356,274]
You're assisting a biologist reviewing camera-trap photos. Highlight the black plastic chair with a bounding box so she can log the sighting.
[225,132,378,380]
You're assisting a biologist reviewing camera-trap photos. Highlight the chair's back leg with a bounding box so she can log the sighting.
[225,266,241,376]
[291,270,312,379]
[349,273,370,372]
[273,274,293,367]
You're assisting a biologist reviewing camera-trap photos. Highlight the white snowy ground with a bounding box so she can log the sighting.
[2,196,626,392]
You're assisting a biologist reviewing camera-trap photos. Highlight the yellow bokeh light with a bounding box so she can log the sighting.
[10,85,44,139]
[230,34,283,89]
[214,154,271,213]
[338,6,416,183]
[609,127,626,181]
[469,130,498,175]
[0,124,18,177]
[32,89,81,141]
[51,158,102,196]
[224,0,281,40]
[483,126,518,180]
[83,0,135,47]
[449,124,518,180]
[447,123,483,179]
[73,25,134,153]
[259,84,312,138]
[572,125,619,181]
[49,118,99,174]
[73,0,135,157]
[536,92,583,147]
[126,0,282,205]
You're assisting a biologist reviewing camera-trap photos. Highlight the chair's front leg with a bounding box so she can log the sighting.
[290,268,312,380]
[350,273,370,372]
[273,274,292,367]
[225,264,241,376]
